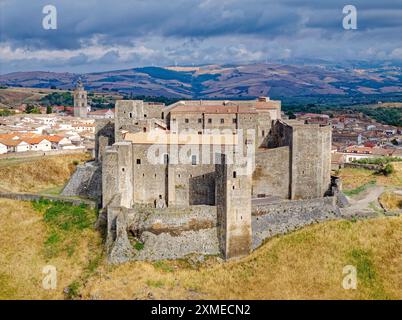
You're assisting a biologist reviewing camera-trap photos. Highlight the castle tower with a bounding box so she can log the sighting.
[114,100,145,141]
[73,80,88,118]
[216,152,252,260]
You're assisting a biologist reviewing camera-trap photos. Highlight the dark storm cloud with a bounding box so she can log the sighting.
[1,0,402,73]
[0,0,304,49]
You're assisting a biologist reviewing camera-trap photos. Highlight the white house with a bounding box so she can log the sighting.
[0,141,7,154]
[45,135,73,149]
[37,117,57,126]
[23,138,52,151]
[88,109,115,119]
[1,139,31,153]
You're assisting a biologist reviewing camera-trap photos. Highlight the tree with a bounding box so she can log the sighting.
[381,163,394,176]
[286,111,296,119]
[25,104,41,114]
[46,106,53,114]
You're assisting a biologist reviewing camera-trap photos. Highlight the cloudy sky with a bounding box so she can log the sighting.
[1,0,402,74]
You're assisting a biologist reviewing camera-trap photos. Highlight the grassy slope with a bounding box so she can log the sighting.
[0,198,401,300]
[0,153,91,193]
[0,199,101,299]
[339,162,402,193]
[82,217,402,300]
[0,154,401,299]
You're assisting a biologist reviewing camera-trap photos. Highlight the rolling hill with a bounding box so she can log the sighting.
[1,63,402,100]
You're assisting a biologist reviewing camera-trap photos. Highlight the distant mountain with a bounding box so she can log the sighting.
[1,63,402,99]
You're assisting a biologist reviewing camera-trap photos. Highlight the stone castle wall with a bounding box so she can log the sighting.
[253,146,290,198]
[64,98,337,263]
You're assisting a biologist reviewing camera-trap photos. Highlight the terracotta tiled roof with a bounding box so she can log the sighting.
[170,104,257,114]
[344,146,373,154]
[0,139,26,147]
[22,137,47,145]
[44,135,64,143]
[0,133,19,140]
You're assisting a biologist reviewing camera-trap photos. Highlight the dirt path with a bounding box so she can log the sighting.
[341,185,385,218]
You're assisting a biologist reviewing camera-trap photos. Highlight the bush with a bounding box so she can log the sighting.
[134,241,144,251]
[352,156,402,166]
[381,163,394,176]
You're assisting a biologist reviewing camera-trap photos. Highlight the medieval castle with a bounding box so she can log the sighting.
[64,95,342,263]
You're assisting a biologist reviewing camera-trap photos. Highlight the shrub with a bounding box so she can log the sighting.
[381,163,394,176]
[352,156,402,166]
[134,241,144,251]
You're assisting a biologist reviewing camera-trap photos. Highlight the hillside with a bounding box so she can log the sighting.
[1,63,402,100]
[1,198,401,300]
[0,154,401,299]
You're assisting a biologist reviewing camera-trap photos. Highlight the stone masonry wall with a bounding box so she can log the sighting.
[252,197,339,249]
[61,161,102,200]
[253,146,290,198]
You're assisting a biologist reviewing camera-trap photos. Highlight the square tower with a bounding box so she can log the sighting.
[216,153,252,260]
[74,80,88,118]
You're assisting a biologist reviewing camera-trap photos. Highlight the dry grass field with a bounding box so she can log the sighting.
[379,192,402,212]
[338,162,402,192]
[0,199,102,299]
[0,197,401,300]
[0,153,91,193]
[82,217,402,300]
[0,154,401,300]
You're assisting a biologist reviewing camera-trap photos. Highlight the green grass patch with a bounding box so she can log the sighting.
[134,241,144,251]
[347,248,389,299]
[146,279,165,288]
[38,186,64,196]
[352,156,402,166]
[153,261,174,273]
[343,180,376,196]
[65,281,81,300]
[32,199,96,258]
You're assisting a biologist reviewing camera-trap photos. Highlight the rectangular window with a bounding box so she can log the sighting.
[137,159,141,164]
[198,118,202,123]
[185,118,189,123]
[220,119,224,124]
[208,118,212,124]
[163,154,169,165]
[233,171,237,178]
[191,155,197,165]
